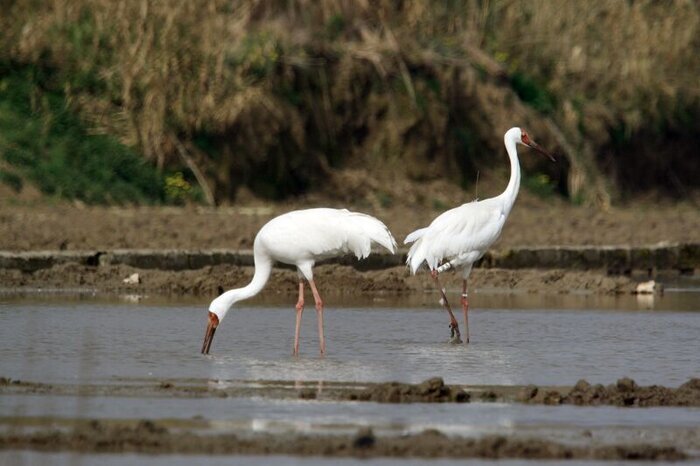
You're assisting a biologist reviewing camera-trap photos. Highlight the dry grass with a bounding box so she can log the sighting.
[2,0,698,204]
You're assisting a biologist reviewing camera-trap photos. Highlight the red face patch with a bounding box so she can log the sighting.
[521,130,530,145]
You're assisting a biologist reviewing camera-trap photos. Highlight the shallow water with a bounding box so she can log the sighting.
[1,295,698,386]
[2,293,700,464]
[4,393,700,438]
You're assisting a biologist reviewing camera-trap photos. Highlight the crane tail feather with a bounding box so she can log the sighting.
[346,212,397,257]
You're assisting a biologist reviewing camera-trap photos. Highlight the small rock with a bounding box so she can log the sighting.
[418,377,444,395]
[299,388,317,400]
[635,280,661,294]
[353,427,375,449]
[543,391,563,405]
[86,419,104,432]
[518,384,539,401]
[135,419,167,434]
[679,378,700,391]
[123,273,141,284]
[573,379,591,391]
[421,428,447,439]
[617,377,637,392]
[121,294,144,303]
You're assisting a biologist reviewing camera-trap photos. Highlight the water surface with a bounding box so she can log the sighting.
[1,297,698,386]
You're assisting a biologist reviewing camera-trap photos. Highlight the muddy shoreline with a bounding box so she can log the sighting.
[3,379,698,460]
[0,262,641,296]
[3,378,698,459]
[3,376,698,408]
[0,421,687,460]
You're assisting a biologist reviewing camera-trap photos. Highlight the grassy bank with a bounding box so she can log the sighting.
[1,1,698,205]
[0,62,166,204]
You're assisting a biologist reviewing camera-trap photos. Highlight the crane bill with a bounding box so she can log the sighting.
[201,311,219,354]
[527,141,556,162]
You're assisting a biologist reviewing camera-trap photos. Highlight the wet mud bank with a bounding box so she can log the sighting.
[3,241,696,296]
[0,419,686,460]
[3,376,699,407]
[2,244,699,273]
[0,262,643,296]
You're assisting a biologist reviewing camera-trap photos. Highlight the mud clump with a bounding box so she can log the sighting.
[298,388,317,400]
[517,384,538,402]
[353,427,376,449]
[561,377,700,407]
[346,377,469,403]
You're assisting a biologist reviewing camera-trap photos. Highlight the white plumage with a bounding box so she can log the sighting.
[201,208,397,355]
[259,208,397,278]
[406,197,506,277]
[404,127,554,343]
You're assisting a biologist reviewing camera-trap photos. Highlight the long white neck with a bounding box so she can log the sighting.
[499,132,521,217]
[209,248,272,320]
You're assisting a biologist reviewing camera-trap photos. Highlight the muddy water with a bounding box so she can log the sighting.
[1,295,698,386]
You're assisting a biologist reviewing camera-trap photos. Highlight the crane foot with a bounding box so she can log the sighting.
[448,323,462,344]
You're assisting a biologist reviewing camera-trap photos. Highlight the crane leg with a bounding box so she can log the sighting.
[308,279,326,355]
[461,280,470,344]
[431,269,462,344]
[293,280,305,356]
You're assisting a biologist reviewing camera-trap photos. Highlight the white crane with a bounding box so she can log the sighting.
[404,127,555,344]
[201,208,397,355]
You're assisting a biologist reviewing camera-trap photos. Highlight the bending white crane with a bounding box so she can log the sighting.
[404,127,555,344]
[201,208,397,355]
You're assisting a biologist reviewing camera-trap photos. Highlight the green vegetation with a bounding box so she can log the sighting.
[0,0,697,205]
[509,73,555,115]
[0,168,23,192]
[0,63,165,204]
[523,173,557,199]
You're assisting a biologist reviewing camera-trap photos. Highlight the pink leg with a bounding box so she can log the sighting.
[308,280,326,355]
[431,269,461,343]
[461,279,470,344]
[293,280,304,355]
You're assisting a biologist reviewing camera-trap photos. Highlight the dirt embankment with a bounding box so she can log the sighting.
[0,262,638,296]
[3,200,693,296]
[1,200,699,252]
[0,419,686,460]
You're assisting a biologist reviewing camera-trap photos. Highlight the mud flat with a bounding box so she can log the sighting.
[2,376,699,407]
[0,378,700,461]
[2,377,699,460]
[0,420,687,460]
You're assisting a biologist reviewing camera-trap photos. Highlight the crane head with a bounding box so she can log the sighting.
[520,129,556,162]
[201,311,220,354]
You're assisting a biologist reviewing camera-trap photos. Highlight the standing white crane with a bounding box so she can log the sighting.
[404,127,555,344]
[201,208,397,355]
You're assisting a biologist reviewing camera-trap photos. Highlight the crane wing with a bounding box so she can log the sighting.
[405,199,506,274]
[258,208,396,264]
